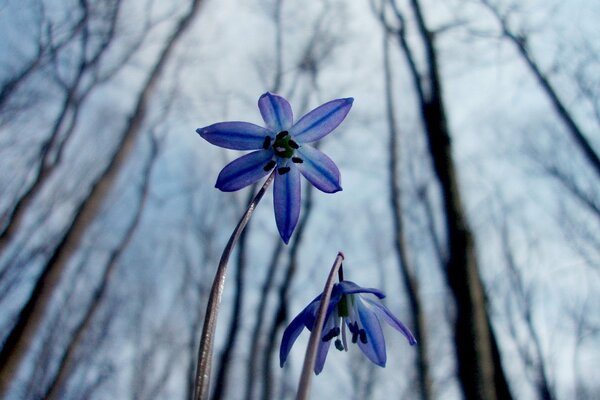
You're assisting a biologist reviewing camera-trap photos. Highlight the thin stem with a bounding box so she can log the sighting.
[193,171,275,400]
[295,251,345,400]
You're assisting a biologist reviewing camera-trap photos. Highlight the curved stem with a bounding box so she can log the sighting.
[295,251,345,400]
[193,171,275,400]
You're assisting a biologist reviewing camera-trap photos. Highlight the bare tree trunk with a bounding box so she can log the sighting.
[42,135,159,400]
[383,32,432,400]
[0,1,203,395]
[374,0,513,398]
[0,0,120,254]
[405,1,512,398]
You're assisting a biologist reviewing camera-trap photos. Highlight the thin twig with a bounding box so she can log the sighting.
[295,251,344,400]
[193,171,275,400]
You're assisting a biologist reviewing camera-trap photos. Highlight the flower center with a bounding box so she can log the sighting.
[262,131,303,174]
[272,131,298,158]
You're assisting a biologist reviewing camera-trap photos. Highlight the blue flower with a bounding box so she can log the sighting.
[197,92,353,244]
[279,280,417,374]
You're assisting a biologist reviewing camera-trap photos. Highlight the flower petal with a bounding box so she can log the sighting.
[314,314,336,374]
[258,92,293,132]
[289,98,353,143]
[366,298,417,345]
[355,298,387,366]
[338,281,385,299]
[273,166,301,244]
[295,146,342,193]
[197,122,272,150]
[215,150,273,192]
[280,308,310,367]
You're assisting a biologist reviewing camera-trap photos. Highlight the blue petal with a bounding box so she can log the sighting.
[366,298,417,345]
[215,150,273,192]
[338,281,386,299]
[314,311,336,374]
[280,308,310,367]
[258,92,293,132]
[295,146,342,193]
[289,98,353,143]
[355,298,387,366]
[273,166,301,244]
[197,122,272,150]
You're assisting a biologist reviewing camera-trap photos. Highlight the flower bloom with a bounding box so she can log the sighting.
[279,280,417,374]
[197,92,353,243]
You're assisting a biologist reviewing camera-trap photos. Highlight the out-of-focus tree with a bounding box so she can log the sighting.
[0,0,204,396]
[372,0,513,398]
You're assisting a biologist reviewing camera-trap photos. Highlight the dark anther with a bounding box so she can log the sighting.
[322,327,339,342]
[292,157,303,164]
[276,130,288,139]
[289,140,299,149]
[262,136,272,149]
[359,329,367,344]
[335,339,344,351]
[278,167,290,175]
[263,160,276,171]
[349,322,359,343]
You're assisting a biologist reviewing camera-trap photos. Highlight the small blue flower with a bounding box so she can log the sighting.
[197,92,353,244]
[280,280,417,374]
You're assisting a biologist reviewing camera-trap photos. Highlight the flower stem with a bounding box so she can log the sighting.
[295,251,345,400]
[193,171,275,400]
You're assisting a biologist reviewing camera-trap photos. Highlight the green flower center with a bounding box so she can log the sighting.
[337,294,351,317]
[272,131,298,159]
[262,131,304,174]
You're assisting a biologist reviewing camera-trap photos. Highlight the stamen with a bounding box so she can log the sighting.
[278,167,290,175]
[341,321,348,351]
[292,157,303,164]
[322,327,340,342]
[335,339,344,351]
[263,160,276,171]
[276,130,288,139]
[289,140,299,149]
[349,321,359,344]
[359,329,367,344]
[262,136,271,149]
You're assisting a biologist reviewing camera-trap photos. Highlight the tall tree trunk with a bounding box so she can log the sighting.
[0,1,203,395]
[0,0,120,254]
[375,0,513,398]
[383,32,432,400]
[42,136,158,400]
[404,0,512,398]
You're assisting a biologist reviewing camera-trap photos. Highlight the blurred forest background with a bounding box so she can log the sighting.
[0,0,599,399]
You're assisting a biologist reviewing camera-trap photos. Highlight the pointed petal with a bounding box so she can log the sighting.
[366,298,417,345]
[215,150,273,192]
[356,298,387,367]
[338,281,385,299]
[273,166,301,244]
[280,309,310,367]
[258,92,293,132]
[289,98,353,143]
[197,122,272,150]
[295,146,342,193]
[314,314,336,374]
